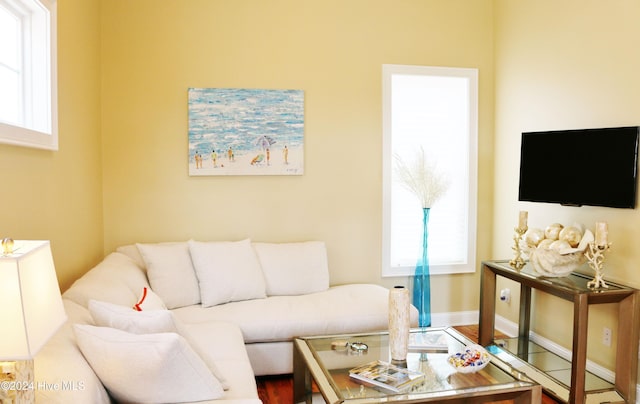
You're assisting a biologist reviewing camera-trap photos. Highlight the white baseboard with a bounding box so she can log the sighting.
[434,310,640,402]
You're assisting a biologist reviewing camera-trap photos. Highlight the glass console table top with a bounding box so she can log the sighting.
[486,260,629,294]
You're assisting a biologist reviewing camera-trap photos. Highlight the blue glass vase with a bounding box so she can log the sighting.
[413,207,431,327]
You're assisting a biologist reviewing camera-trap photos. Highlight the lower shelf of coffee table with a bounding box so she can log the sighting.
[489,337,622,403]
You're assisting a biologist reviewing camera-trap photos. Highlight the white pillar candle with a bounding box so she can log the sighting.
[518,211,528,229]
[595,222,608,247]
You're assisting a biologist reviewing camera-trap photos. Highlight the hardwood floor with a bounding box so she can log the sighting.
[256,325,561,404]
[257,374,296,404]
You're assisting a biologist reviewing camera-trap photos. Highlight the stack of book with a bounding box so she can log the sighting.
[408,331,449,353]
[349,360,425,393]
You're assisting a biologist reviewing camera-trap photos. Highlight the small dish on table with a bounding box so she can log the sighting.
[447,344,490,373]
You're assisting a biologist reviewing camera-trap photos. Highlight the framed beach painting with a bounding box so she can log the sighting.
[188,88,304,176]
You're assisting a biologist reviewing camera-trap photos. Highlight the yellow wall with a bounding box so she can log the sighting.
[493,0,640,370]
[2,0,637,376]
[100,0,495,313]
[0,0,104,291]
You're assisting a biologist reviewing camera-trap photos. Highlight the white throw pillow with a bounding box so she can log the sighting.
[73,325,224,403]
[88,300,230,389]
[189,239,266,307]
[89,300,177,334]
[253,241,330,295]
[136,242,201,309]
[133,287,167,311]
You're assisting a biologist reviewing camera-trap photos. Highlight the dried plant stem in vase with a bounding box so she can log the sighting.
[394,147,449,327]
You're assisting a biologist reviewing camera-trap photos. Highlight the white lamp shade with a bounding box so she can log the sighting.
[0,240,67,359]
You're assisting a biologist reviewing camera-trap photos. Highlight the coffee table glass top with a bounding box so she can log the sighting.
[297,327,538,402]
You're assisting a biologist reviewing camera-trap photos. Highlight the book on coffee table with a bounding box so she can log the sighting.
[349,360,425,393]
[408,331,449,352]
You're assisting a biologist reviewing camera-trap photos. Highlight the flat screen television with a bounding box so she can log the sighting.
[518,126,639,209]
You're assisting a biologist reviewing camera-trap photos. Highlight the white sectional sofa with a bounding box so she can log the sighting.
[34,239,419,403]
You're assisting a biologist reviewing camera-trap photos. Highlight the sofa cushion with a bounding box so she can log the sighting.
[252,241,329,296]
[133,286,167,311]
[175,321,256,395]
[136,242,201,309]
[115,244,147,269]
[172,284,419,343]
[63,252,149,309]
[189,239,266,307]
[73,324,224,403]
[35,300,110,403]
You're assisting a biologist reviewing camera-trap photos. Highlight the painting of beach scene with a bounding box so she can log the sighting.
[188,88,304,176]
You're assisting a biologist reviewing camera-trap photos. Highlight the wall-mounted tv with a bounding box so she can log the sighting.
[518,126,639,209]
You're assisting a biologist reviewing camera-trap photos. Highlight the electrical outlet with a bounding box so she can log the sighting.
[499,288,511,303]
[603,327,612,347]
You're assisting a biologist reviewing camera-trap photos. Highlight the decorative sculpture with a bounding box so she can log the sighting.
[509,211,528,270]
[585,222,610,289]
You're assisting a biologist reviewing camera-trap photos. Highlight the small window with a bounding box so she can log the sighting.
[382,65,478,276]
[0,0,57,150]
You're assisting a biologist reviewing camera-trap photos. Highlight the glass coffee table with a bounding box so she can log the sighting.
[293,327,541,403]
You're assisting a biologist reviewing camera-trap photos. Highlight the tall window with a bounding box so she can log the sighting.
[382,65,478,276]
[0,0,57,150]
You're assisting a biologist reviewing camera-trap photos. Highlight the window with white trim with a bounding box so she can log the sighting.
[0,0,57,150]
[382,65,478,276]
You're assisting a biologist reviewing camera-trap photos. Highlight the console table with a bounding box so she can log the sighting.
[478,260,639,404]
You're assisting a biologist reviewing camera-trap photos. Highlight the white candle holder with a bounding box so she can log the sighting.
[584,242,611,289]
[509,226,527,270]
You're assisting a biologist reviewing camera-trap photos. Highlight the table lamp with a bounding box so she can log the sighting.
[0,240,67,403]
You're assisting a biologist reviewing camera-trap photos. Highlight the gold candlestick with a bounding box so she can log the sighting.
[585,241,611,289]
[509,226,527,270]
